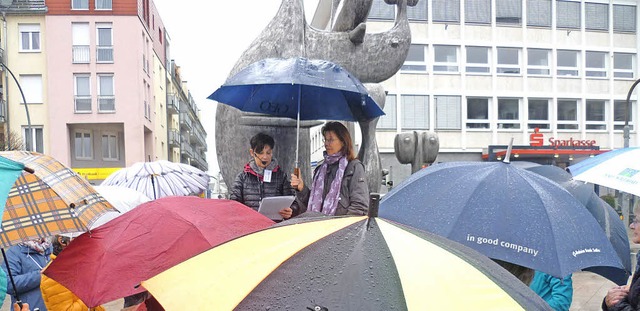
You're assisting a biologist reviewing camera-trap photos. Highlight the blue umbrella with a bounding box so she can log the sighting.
[208,57,384,170]
[526,164,632,285]
[379,161,623,279]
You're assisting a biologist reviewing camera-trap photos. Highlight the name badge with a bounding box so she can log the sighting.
[263,169,272,183]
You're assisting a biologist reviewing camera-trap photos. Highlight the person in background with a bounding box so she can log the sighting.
[2,238,52,311]
[290,122,369,216]
[40,235,105,311]
[530,271,573,311]
[230,132,299,220]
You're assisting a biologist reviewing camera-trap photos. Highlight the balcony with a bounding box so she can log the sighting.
[0,99,6,123]
[75,96,92,113]
[180,141,194,158]
[167,93,179,115]
[168,129,180,148]
[97,45,113,63]
[98,96,115,112]
[72,45,90,63]
[179,112,192,131]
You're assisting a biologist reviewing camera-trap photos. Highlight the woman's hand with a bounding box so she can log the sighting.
[290,173,304,192]
[13,302,29,311]
[279,207,293,219]
[605,285,629,307]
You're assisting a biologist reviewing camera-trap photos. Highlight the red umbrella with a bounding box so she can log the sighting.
[42,196,274,307]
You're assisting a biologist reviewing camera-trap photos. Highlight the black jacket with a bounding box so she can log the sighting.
[230,162,299,215]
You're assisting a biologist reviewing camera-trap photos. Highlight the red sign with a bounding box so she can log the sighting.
[529,128,596,147]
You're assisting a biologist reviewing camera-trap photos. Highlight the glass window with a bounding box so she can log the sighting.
[614,53,634,79]
[433,45,458,72]
[72,23,90,63]
[368,0,395,20]
[527,48,550,75]
[401,95,429,130]
[498,98,520,129]
[466,97,490,129]
[408,1,427,21]
[585,3,608,31]
[72,0,88,10]
[433,0,460,22]
[19,24,40,52]
[497,47,520,74]
[528,99,550,129]
[23,126,44,153]
[435,96,461,130]
[557,50,579,77]
[466,46,490,73]
[527,0,551,27]
[556,1,581,29]
[96,0,112,10]
[613,5,636,33]
[75,130,92,159]
[97,23,113,63]
[496,0,522,24]
[401,44,427,71]
[614,100,635,131]
[585,100,606,130]
[585,51,607,78]
[102,132,118,161]
[19,75,43,104]
[465,0,490,24]
[377,94,397,129]
[557,99,579,130]
[98,74,115,112]
[74,74,91,112]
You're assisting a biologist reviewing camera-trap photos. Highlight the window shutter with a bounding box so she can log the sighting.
[377,95,397,129]
[465,0,491,24]
[436,96,461,129]
[613,5,636,32]
[556,1,581,29]
[368,0,395,20]
[408,1,428,21]
[585,3,608,31]
[433,0,460,22]
[496,0,522,24]
[527,0,551,27]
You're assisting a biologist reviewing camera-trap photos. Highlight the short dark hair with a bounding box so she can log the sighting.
[250,133,275,153]
[322,122,356,161]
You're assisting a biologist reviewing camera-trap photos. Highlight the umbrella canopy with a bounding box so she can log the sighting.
[101,160,209,199]
[525,164,632,285]
[90,186,151,229]
[142,215,551,311]
[379,161,623,279]
[0,156,24,214]
[43,196,274,307]
[0,151,115,247]
[567,147,640,197]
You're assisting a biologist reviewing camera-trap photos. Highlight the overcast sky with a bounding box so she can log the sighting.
[153,0,318,174]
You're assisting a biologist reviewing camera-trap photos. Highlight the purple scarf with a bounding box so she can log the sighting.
[308,151,348,215]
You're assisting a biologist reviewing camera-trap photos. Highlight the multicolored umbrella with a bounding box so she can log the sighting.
[142,214,551,311]
[0,151,115,247]
[101,160,209,199]
[568,147,640,197]
[43,196,274,307]
[0,156,25,214]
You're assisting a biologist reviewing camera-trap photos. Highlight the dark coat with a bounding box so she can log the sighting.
[230,163,299,215]
[2,244,52,311]
[603,256,640,311]
[297,159,369,216]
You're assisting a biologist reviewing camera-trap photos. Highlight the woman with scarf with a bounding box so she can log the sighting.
[290,122,369,216]
[230,132,299,220]
[1,238,52,311]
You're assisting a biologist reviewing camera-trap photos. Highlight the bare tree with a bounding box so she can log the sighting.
[0,130,24,151]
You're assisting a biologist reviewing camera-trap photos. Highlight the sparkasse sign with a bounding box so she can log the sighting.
[529,128,596,147]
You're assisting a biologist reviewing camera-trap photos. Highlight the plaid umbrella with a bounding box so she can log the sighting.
[0,151,116,247]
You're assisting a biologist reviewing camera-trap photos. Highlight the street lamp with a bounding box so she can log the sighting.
[623,78,640,148]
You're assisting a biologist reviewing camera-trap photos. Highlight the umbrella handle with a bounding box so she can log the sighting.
[293,167,300,178]
[1,248,22,305]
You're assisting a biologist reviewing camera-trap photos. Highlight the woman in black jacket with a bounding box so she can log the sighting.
[230,133,298,220]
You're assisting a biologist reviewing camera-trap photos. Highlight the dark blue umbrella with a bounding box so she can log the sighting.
[379,161,623,279]
[525,164,632,285]
[208,57,384,169]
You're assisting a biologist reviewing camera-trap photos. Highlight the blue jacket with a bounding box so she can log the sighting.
[530,271,573,311]
[1,244,52,311]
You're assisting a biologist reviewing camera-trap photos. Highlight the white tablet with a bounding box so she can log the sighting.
[258,196,295,221]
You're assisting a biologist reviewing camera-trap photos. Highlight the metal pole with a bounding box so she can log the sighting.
[623,78,640,148]
[1,63,32,151]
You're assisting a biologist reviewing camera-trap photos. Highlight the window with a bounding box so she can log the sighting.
[23,126,43,153]
[407,1,427,21]
[98,74,115,112]
[527,0,551,27]
[433,0,460,22]
[496,0,521,24]
[557,99,579,130]
[19,24,40,52]
[466,46,490,73]
[466,97,489,129]
[585,100,606,130]
[614,53,634,79]
[19,75,43,104]
[102,132,118,160]
[377,94,397,129]
[614,100,635,130]
[585,3,608,31]
[401,95,428,130]
[74,74,91,112]
[528,99,550,129]
[497,47,520,74]
[527,48,550,75]
[557,50,579,77]
[435,96,461,130]
[465,0,490,24]
[72,0,88,9]
[96,0,112,10]
[401,44,427,71]
[74,130,92,159]
[585,51,607,78]
[72,23,90,63]
[556,1,581,29]
[613,5,636,33]
[498,98,520,129]
[97,23,113,63]
[368,0,394,20]
[433,45,458,72]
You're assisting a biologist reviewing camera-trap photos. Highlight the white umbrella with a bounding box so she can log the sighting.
[91,186,151,228]
[101,161,210,199]
[568,147,640,197]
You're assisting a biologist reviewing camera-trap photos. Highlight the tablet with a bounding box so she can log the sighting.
[258,196,295,221]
